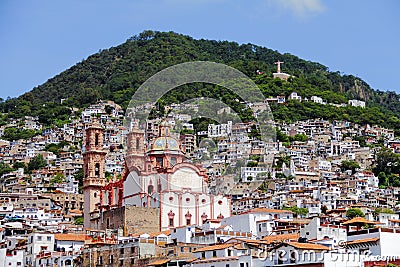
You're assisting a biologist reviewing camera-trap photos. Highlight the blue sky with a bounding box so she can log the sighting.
[0,0,399,99]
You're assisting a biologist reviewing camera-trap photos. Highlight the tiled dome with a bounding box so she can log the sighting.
[152,136,180,151]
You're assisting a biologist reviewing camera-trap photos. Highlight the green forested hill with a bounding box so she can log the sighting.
[1,30,399,132]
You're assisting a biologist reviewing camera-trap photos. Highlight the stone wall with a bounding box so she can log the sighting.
[100,206,160,235]
[125,206,160,235]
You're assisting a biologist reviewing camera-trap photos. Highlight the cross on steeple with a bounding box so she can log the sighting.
[274,60,284,73]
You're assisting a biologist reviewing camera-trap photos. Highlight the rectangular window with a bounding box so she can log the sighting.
[131,247,135,254]
[37,236,42,241]
[213,251,217,257]
[47,236,51,241]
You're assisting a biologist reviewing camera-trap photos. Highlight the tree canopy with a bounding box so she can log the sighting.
[0,162,13,177]
[27,154,47,173]
[340,160,360,174]
[346,208,365,219]
[283,206,308,218]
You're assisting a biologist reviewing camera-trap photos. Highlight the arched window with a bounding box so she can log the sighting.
[85,163,89,177]
[95,133,99,146]
[136,138,140,150]
[201,212,208,224]
[148,185,154,194]
[168,210,175,227]
[185,211,192,225]
[95,163,100,177]
[157,182,162,192]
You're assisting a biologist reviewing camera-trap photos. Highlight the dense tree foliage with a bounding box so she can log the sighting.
[0,162,13,176]
[373,148,400,176]
[373,207,394,216]
[44,141,70,157]
[50,173,66,184]
[346,208,365,219]
[283,206,308,218]
[371,148,400,187]
[74,168,84,193]
[2,127,40,142]
[27,154,47,173]
[0,31,398,131]
[340,160,361,174]
[12,161,27,171]
[74,217,84,225]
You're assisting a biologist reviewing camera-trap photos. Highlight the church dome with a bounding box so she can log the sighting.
[152,136,180,151]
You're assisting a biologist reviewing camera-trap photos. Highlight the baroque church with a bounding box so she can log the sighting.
[83,119,231,232]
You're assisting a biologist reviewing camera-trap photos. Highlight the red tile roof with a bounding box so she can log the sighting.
[342,217,378,225]
[193,243,235,252]
[244,208,294,214]
[54,234,88,241]
[282,242,330,251]
[262,233,300,244]
[345,237,379,246]
[192,256,239,264]
[147,259,170,266]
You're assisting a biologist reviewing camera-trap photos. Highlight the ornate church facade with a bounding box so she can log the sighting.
[83,120,231,231]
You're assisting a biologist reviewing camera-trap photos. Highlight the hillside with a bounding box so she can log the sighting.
[0,30,399,132]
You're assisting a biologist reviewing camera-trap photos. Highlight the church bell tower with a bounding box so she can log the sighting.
[83,119,107,229]
[126,121,146,172]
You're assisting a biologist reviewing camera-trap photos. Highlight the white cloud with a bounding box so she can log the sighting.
[273,0,325,17]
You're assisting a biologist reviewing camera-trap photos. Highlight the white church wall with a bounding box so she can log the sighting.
[169,167,203,192]
[181,192,197,225]
[213,195,231,219]
[160,192,180,230]
[198,194,212,225]
[123,171,142,198]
